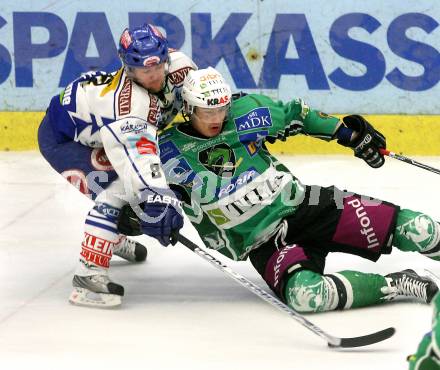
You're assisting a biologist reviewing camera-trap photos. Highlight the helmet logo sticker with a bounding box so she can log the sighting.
[207,95,230,106]
[149,25,164,38]
[200,72,222,81]
[143,56,161,67]
[120,30,132,50]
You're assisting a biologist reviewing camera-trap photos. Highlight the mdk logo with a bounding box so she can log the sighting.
[199,143,240,178]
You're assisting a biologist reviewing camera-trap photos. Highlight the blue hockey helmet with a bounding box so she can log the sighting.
[118,24,168,68]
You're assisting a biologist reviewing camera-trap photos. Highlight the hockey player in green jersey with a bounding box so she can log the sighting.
[133,66,440,314]
[408,292,440,369]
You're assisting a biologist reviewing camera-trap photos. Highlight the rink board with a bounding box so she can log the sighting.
[0,2,439,114]
[1,112,439,154]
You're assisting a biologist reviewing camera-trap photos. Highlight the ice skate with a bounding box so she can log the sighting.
[69,273,124,308]
[113,236,148,263]
[385,269,438,303]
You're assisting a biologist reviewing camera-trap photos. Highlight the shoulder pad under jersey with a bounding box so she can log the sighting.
[167,51,197,86]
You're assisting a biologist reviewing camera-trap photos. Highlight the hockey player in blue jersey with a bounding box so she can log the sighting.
[38,23,196,307]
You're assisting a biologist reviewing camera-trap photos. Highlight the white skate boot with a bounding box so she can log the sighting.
[113,236,148,263]
[69,271,124,308]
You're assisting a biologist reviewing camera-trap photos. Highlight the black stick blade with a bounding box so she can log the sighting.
[328,327,396,348]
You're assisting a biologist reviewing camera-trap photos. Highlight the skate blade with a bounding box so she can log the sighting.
[69,287,122,308]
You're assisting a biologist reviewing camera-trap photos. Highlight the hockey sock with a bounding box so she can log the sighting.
[284,269,389,313]
[329,270,390,308]
[77,202,121,274]
[393,209,440,259]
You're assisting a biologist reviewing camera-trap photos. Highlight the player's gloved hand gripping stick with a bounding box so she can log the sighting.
[130,187,184,246]
[177,233,395,349]
[337,115,387,168]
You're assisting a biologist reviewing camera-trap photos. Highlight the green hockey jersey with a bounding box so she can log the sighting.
[408,292,440,369]
[159,94,341,260]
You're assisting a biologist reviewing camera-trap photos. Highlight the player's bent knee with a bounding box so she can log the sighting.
[395,210,440,256]
[285,270,340,313]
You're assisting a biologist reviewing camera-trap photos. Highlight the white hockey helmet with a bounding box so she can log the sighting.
[181,67,232,115]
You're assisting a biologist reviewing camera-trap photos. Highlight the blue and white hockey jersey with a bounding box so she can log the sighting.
[46,51,196,195]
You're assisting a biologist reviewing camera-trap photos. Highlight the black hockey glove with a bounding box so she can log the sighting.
[337,115,386,168]
[117,205,142,236]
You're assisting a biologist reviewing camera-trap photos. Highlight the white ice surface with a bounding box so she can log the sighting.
[1,152,440,370]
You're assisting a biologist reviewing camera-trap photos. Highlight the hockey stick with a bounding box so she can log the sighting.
[424,269,440,287]
[177,233,395,348]
[380,149,440,175]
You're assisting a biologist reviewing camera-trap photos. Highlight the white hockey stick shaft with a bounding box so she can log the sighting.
[177,234,395,348]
